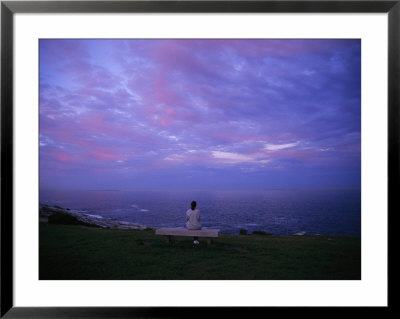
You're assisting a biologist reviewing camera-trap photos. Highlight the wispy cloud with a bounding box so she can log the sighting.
[264,142,299,151]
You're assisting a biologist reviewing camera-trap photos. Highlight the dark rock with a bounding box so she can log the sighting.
[39,205,64,217]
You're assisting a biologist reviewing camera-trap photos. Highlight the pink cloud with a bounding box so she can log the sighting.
[49,150,78,163]
[90,151,121,161]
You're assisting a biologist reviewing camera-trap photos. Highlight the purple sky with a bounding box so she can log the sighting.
[39,39,361,190]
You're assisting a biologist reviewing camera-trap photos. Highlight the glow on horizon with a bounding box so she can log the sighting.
[39,39,361,190]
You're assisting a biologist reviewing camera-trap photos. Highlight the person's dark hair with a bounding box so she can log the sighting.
[191,201,197,210]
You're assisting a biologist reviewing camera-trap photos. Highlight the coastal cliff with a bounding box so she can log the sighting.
[39,204,151,230]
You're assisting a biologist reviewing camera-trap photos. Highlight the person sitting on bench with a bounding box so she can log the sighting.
[186,201,201,245]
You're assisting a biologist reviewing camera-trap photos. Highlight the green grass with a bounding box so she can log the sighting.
[39,223,361,280]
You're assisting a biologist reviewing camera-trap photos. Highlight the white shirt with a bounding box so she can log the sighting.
[186,209,201,230]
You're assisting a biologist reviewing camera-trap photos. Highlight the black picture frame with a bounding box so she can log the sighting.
[1,0,395,317]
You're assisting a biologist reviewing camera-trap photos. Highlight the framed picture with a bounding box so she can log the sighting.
[1,0,394,317]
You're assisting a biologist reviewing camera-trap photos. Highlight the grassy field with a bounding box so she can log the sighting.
[39,223,361,280]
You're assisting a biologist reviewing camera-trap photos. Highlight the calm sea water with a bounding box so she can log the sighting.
[39,188,361,236]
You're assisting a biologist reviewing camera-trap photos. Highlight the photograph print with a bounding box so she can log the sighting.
[39,39,361,280]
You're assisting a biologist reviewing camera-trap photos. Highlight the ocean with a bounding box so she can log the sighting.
[39,188,361,236]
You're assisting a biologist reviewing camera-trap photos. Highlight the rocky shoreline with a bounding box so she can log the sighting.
[39,204,152,230]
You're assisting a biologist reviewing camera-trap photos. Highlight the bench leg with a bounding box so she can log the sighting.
[207,238,212,245]
[165,235,171,243]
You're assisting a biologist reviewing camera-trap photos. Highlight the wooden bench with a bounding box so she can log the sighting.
[155,227,219,244]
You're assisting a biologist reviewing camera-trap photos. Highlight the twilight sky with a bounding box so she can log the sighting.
[39,39,361,190]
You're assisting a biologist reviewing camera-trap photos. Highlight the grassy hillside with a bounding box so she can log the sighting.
[39,223,361,280]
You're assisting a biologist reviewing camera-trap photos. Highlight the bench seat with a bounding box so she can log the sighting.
[155,227,219,243]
